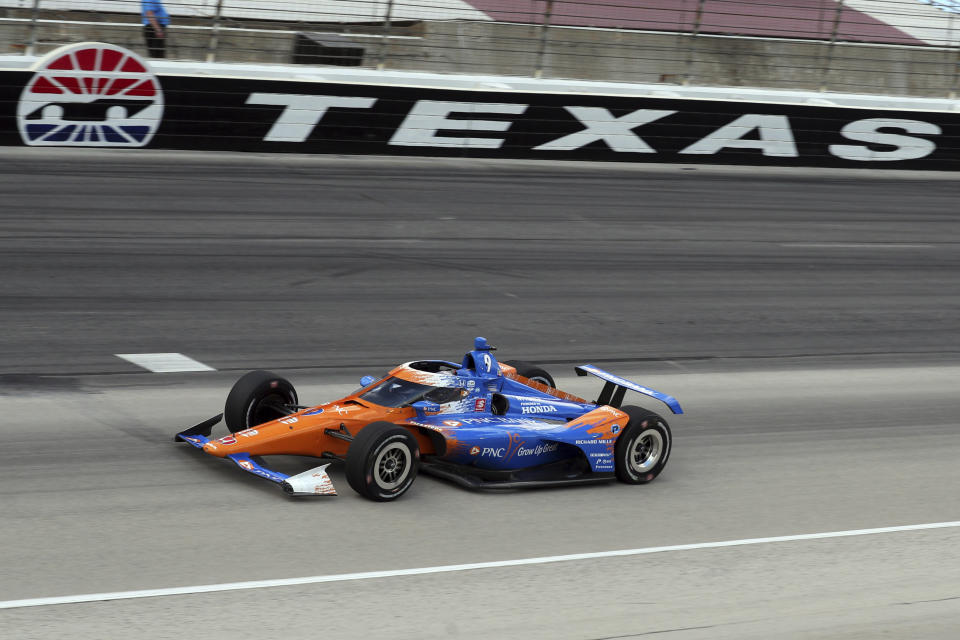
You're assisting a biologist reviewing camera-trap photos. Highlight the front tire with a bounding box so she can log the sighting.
[346,422,420,501]
[505,360,555,387]
[615,406,672,484]
[223,370,298,433]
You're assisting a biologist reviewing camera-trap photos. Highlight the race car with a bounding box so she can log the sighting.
[175,337,682,501]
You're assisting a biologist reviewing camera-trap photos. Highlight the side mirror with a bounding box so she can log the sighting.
[360,375,377,387]
[411,400,441,417]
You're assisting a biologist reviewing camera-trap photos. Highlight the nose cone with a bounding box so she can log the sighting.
[203,433,240,456]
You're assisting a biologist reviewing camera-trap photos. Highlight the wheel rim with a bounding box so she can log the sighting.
[249,392,292,427]
[628,428,664,473]
[529,376,552,387]
[373,442,412,490]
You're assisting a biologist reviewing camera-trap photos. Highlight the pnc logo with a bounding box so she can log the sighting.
[17,42,163,147]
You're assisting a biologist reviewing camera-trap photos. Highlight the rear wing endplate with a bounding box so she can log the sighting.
[575,364,683,415]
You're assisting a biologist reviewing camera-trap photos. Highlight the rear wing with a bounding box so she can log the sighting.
[575,364,683,415]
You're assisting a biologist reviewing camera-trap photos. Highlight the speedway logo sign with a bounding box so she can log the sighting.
[17,42,163,147]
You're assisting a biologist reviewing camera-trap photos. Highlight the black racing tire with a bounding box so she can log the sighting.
[614,406,672,485]
[345,422,420,502]
[505,360,555,388]
[223,370,298,433]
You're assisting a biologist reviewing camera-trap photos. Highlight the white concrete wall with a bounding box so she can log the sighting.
[3,51,959,113]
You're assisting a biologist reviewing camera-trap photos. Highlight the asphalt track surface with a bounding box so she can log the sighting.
[1,149,959,639]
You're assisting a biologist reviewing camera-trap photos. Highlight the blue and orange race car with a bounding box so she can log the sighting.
[176,337,683,501]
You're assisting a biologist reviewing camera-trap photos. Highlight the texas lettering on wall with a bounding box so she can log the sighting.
[245,93,941,163]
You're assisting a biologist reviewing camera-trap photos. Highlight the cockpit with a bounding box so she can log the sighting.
[359,376,467,408]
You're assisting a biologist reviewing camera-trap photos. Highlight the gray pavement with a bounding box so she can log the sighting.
[0,367,958,638]
[0,150,958,638]
[0,149,958,375]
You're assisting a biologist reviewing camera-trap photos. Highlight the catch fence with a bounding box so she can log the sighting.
[3,1,960,96]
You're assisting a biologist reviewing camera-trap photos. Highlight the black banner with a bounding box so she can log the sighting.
[3,69,960,169]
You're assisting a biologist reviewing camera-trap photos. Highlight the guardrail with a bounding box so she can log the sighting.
[3,1,960,96]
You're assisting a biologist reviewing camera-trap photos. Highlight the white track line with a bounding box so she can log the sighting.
[2,520,958,610]
[115,353,216,373]
[780,243,933,249]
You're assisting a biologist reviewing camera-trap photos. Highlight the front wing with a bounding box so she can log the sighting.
[175,416,337,496]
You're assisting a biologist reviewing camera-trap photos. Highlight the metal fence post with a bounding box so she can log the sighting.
[948,11,960,99]
[819,0,845,92]
[25,0,41,56]
[681,0,706,85]
[206,0,225,63]
[534,0,554,78]
[377,0,395,70]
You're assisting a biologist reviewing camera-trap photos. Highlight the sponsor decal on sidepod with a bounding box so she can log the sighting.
[522,405,558,414]
[516,442,559,456]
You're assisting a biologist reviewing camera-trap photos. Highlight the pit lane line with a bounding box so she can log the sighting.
[2,520,958,610]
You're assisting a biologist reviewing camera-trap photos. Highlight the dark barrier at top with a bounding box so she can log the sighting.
[2,43,960,170]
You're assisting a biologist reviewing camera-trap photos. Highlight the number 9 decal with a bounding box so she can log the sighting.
[483,353,493,372]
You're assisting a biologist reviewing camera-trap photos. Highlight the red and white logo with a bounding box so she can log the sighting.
[470,446,481,456]
[17,42,163,147]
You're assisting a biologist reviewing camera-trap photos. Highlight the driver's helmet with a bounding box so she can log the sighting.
[391,363,472,412]
[421,386,466,404]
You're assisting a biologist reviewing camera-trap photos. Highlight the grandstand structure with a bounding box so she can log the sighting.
[2,1,960,96]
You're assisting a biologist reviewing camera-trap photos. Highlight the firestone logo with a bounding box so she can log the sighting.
[17,42,163,147]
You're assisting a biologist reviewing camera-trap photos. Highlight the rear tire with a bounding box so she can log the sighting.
[346,422,420,502]
[505,360,555,387]
[615,406,672,484]
[223,370,298,433]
